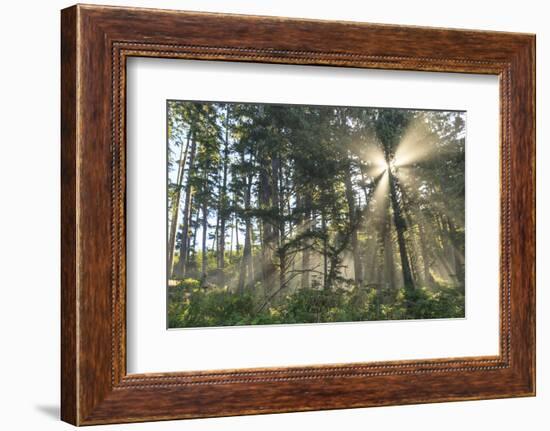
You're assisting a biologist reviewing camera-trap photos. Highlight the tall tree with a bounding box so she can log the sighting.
[173,132,197,279]
[217,105,231,283]
[200,167,209,285]
[237,151,254,293]
[375,110,415,294]
[167,131,191,274]
[344,163,363,283]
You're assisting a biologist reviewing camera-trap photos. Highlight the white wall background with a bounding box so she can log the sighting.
[0,1,545,429]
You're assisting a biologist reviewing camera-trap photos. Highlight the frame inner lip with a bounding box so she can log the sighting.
[115,45,512,384]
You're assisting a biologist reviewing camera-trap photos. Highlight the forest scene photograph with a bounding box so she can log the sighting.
[166,100,466,329]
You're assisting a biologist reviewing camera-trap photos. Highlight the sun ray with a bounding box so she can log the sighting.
[359,140,387,178]
[393,116,437,168]
[370,170,389,213]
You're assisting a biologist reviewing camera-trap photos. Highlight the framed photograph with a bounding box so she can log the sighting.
[61,4,535,425]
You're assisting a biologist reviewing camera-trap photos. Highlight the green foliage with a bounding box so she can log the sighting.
[406,284,465,319]
[167,279,465,328]
[168,283,256,328]
[167,101,466,329]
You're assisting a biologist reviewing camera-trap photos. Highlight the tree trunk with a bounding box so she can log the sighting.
[200,188,208,286]
[167,132,191,274]
[238,166,253,293]
[188,204,199,271]
[362,238,374,285]
[344,161,363,284]
[212,214,219,253]
[359,167,370,206]
[387,169,415,293]
[321,211,329,290]
[301,192,312,289]
[446,217,465,292]
[234,194,240,254]
[217,107,230,278]
[403,210,421,284]
[274,157,288,295]
[382,213,396,288]
[433,212,455,280]
[229,217,234,258]
[271,156,283,293]
[417,218,434,285]
[173,134,197,279]
[259,161,275,294]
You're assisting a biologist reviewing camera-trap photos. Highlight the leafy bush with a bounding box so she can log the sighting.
[167,279,465,328]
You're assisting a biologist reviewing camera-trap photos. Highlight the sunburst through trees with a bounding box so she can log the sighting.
[167,101,465,328]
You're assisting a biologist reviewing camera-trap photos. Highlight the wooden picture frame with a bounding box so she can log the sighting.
[61,4,535,425]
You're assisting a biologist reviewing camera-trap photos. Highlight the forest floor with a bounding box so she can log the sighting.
[167,277,465,329]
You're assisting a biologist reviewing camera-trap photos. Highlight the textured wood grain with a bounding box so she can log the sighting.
[60,6,78,425]
[61,4,535,425]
